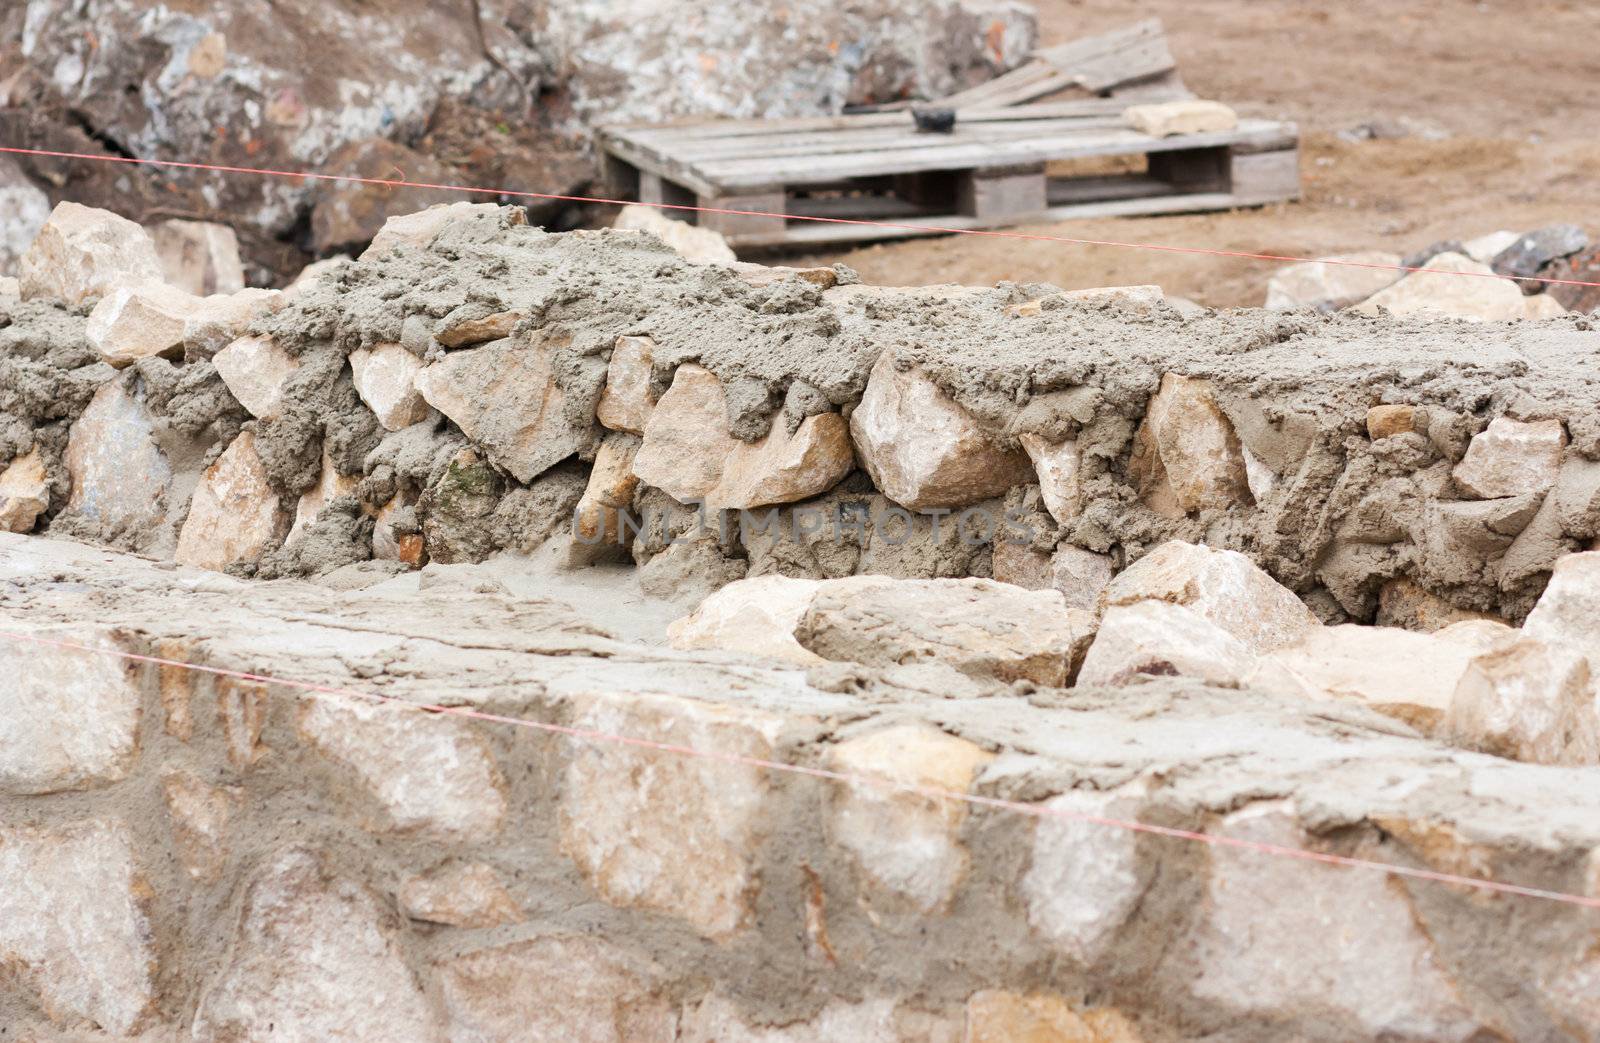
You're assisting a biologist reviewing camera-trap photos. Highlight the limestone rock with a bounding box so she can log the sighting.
[0,625,141,794]
[850,352,1033,511]
[1492,223,1588,282]
[438,935,677,1042]
[436,308,529,349]
[1101,541,1319,654]
[19,201,164,310]
[1124,99,1237,137]
[373,492,425,566]
[174,430,290,571]
[65,381,173,539]
[613,204,737,264]
[714,412,854,510]
[284,255,351,297]
[1452,416,1566,499]
[85,282,199,367]
[1021,786,1150,964]
[1265,252,1404,312]
[350,341,432,431]
[192,847,440,1041]
[1051,545,1117,612]
[213,334,300,419]
[297,695,507,841]
[679,994,938,1042]
[414,334,586,483]
[799,576,1091,685]
[0,157,51,277]
[398,861,523,928]
[1129,373,1251,515]
[1185,802,1480,1041]
[289,448,361,543]
[1354,251,1561,322]
[1078,600,1256,687]
[559,692,784,940]
[361,201,507,259]
[827,723,994,912]
[1366,403,1419,440]
[1008,285,1165,316]
[0,820,157,1036]
[0,448,50,532]
[731,262,839,290]
[1461,230,1520,265]
[162,769,241,883]
[1446,636,1599,766]
[0,275,16,299]
[181,286,285,358]
[965,991,1144,1043]
[596,335,658,434]
[991,539,1053,590]
[1524,551,1600,667]
[1019,433,1080,525]
[572,433,642,549]
[668,574,832,665]
[149,218,245,296]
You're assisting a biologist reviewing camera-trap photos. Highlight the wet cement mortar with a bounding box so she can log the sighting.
[10,206,1600,618]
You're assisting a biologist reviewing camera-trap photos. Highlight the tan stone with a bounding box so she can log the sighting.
[1078,600,1256,687]
[799,576,1092,685]
[297,695,507,841]
[181,286,285,358]
[435,308,529,348]
[1524,551,1600,668]
[373,492,425,566]
[414,333,586,483]
[0,275,17,299]
[149,218,245,296]
[1051,545,1117,612]
[192,848,440,1041]
[0,448,49,532]
[1445,636,1599,766]
[613,203,737,264]
[215,678,269,771]
[19,201,164,309]
[1376,578,1502,632]
[667,574,832,665]
[85,282,199,367]
[1462,230,1520,264]
[714,411,853,510]
[1020,433,1081,525]
[212,334,300,419]
[349,341,432,431]
[0,625,141,794]
[1102,541,1318,654]
[827,723,994,912]
[1129,373,1251,515]
[572,433,642,548]
[283,254,351,296]
[162,769,241,883]
[991,539,1053,589]
[1354,251,1560,322]
[1124,99,1237,137]
[1185,802,1480,1041]
[1366,403,1419,440]
[362,201,506,259]
[438,935,676,1042]
[65,381,173,538]
[175,431,289,570]
[850,352,1034,510]
[0,820,157,1036]
[596,334,657,434]
[1265,252,1404,312]
[559,692,783,940]
[288,449,361,544]
[680,994,943,1043]
[731,261,839,289]
[965,990,1145,1043]
[1022,785,1151,966]
[398,861,523,928]
[1452,416,1566,499]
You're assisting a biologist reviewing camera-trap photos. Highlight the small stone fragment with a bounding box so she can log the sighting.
[65,381,173,540]
[283,255,351,296]
[213,334,300,419]
[1452,416,1566,499]
[596,334,658,434]
[730,261,838,289]
[1461,230,1520,265]
[0,448,50,532]
[398,861,523,928]
[1265,252,1404,312]
[667,574,832,665]
[1446,636,1599,766]
[350,341,432,431]
[361,201,507,259]
[1019,433,1080,525]
[162,769,241,882]
[850,352,1033,511]
[289,448,361,543]
[0,157,50,277]
[572,433,642,550]
[613,203,737,264]
[1078,600,1256,688]
[373,492,425,566]
[1123,99,1237,137]
[1366,404,1418,440]
[1354,251,1555,322]
[85,281,199,367]
[435,308,529,348]
[1129,373,1251,515]
[149,218,245,296]
[1492,223,1589,283]
[712,411,854,510]
[19,201,165,310]
[174,430,291,571]
[1021,786,1150,964]
[1051,545,1117,612]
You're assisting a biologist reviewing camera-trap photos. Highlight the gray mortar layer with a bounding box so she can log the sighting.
[9,208,1600,615]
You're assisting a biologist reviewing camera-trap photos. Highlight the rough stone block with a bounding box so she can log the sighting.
[436,308,529,348]
[213,334,300,419]
[1446,636,1599,765]
[668,574,832,665]
[597,334,658,434]
[1021,785,1150,965]
[1524,551,1600,667]
[162,769,241,883]
[1492,223,1588,282]
[1128,373,1251,515]
[613,204,737,264]
[1354,251,1564,322]
[0,156,51,277]
[1078,600,1256,688]
[350,341,432,431]
[1452,416,1566,499]
[181,286,285,358]
[0,448,50,532]
[149,218,245,296]
[1123,100,1237,137]
[19,201,164,310]
[1051,545,1117,612]
[398,861,523,928]
[1019,432,1081,525]
[361,201,506,259]
[1366,403,1419,440]
[1265,252,1404,312]
[572,432,642,549]
[174,430,290,571]
[289,447,361,544]
[85,281,200,367]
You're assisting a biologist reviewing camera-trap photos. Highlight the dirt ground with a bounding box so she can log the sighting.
[795,0,1600,307]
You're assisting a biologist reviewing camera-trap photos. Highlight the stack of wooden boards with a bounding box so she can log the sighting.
[597,20,1299,248]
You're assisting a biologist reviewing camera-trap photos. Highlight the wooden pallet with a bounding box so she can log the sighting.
[598,106,1300,249]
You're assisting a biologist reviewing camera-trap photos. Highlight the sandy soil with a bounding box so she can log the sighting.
[795,0,1600,307]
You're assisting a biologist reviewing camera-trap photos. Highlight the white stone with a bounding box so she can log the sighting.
[350,341,432,431]
[213,334,300,419]
[597,334,657,434]
[162,769,241,883]
[614,204,737,264]
[1524,551,1600,668]
[175,430,290,571]
[1264,252,1404,312]
[1019,433,1080,525]
[1446,636,1599,766]
[667,574,828,665]
[0,275,17,299]
[680,995,925,1043]
[0,820,157,1036]
[850,352,1034,511]
[1185,802,1480,1041]
[1354,251,1559,322]
[398,861,523,928]
[0,624,141,794]
[1078,600,1257,688]
[1462,230,1521,265]
[64,381,173,538]
[827,723,994,912]
[0,159,50,276]
[559,692,784,940]
[0,448,50,532]
[19,201,164,309]
[1123,99,1237,137]
[149,218,245,296]
[297,695,507,841]
[1129,373,1252,515]
[85,281,200,367]
[1101,540,1320,654]
[361,201,504,259]
[1452,416,1566,499]
[1050,545,1117,612]
[1021,786,1149,964]
[192,847,441,1041]
[181,286,284,358]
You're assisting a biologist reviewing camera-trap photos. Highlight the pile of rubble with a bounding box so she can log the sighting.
[1266,223,1600,318]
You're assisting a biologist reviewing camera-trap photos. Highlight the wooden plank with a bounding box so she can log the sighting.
[957,164,1047,219]
[597,133,720,198]
[660,117,1133,165]
[1046,174,1177,206]
[1229,148,1301,204]
[1033,19,1177,93]
[696,190,787,238]
[786,195,936,220]
[599,153,639,198]
[637,172,696,209]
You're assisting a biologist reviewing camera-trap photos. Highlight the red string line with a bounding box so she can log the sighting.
[4,143,1598,291]
[0,626,1593,910]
